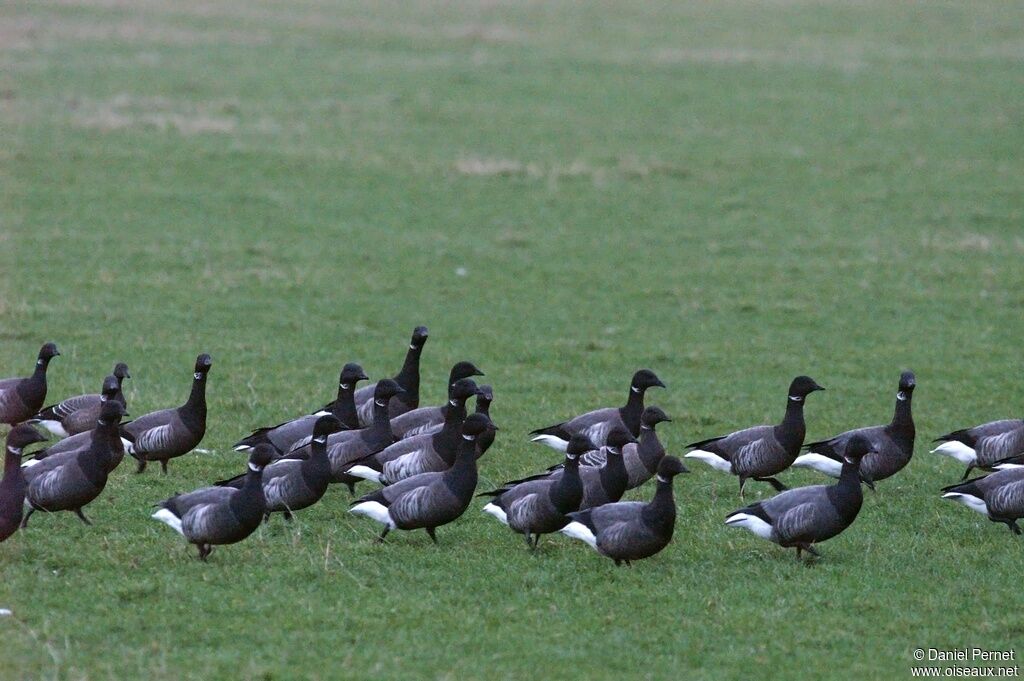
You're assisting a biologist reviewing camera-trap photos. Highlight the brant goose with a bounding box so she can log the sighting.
[0,343,60,425]
[349,413,492,543]
[560,456,689,566]
[473,385,495,456]
[503,427,636,511]
[152,445,274,560]
[480,434,592,549]
[530,369,665,451]
[388,361,484,439]
[346,378,482,485]
[218,415,343,521]
[33,369,127,439]
[22,401,125,527]
[233,362,367,454]
[932,419,1024,481]
[353,326,428,426]
[942,466,1024,534]
[794,371,916,489]
[685,375,825,497]
[557,406,673,490]
[725,434,870,559]
[0,426,48,542]
[123,354,211,474]
[284,379,404,493]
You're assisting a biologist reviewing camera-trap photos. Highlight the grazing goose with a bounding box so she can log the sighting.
[725,434,870,559]
[152,445,274,560]
[560,456,689,566]
[503,427,637,511]
[284,379,404,493]
[557,406,673,490]
[932,419,1024,481]
[685,375,825,497]
[124,354,211,474]
[32,363,129,438]
[388,361,485,440]
[350,413,492,543]
[22,401,125,527]
[0,426,48,542]
[480,434,591,549]
[941,467,1024,534]
[217,415,343,521]
[346,378,482,485]
[0,342,60,425]
[793,371,916,488]
[353,326,429,426]
[530,369,665,451]
[233,363,368,454]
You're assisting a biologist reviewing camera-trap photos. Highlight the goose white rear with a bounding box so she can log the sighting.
[481,502,508,525]
[724,513,774,539]
[792,453,842,478]
[346,465,383,483]
[530,434,568,452]
[36,420,68,439]
[350,501,396,529]
[941,492,988,516]
[151,508,184,535]
[930,441,976,465]
[559,521,598,550]
[683,450,731,472]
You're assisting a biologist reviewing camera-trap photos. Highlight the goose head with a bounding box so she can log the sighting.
[788,375,825,401]
[313,414,343,442]
[6,424,47,455]
[475,385,493,412]
[410,326,429,350]
[373,379,405,406]
[193,354,213,379]
[462,413,494,441]
[248,444,275,472]
[843,434,872,466]
[656,455,689,481]
[37,342,60,366]
[897,371,916,401]
[449,361,484,385]
[641,406,671,429]
[448,378,481,405]
[100,375,119,401]
[606,427,636,454]
[113,362,131,381]
[631,369,666,393]
[339,362,369,389]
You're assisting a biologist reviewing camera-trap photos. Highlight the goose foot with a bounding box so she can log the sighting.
[74,508,92,526]
[160,460,169,475]
[20,508,34,529]
[755,476,787,492]
[197,544,212,561]
[282,510,293,523]
[961,465,975,481]
[425,527,438,544]
[135,459,147,474]
[376,528,389,543]
[738,477,747,499]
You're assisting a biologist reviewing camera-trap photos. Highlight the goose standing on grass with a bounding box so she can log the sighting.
[503,427,637,511]
[22,401,125,527]
[552,407,672,490]
[0,426,48,542]
[350,413,492,543]
[793,371,916,489]
[124,354,211,474]
[931,419,1024,481]
[353,326,428,426]
[530,369,665,451]
[480,434,591,549]
[32,363,129,438]
[941,465,1024,535]
[560,456,689,566]
[152,445,274,560]
[233,363,368,454]
[387,361,484,439]
[285,379,404,493]
[346,378,482,486]
[217,415,343,521]
[724,434,870,559]
[0,342,60,425]
[685,375,825,497]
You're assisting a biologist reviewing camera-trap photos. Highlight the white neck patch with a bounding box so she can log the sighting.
[462,434,476,441]
[449,399,458,406]
[248,462,261,472]
[7,447,22,456]
[194,372,203,379]
[897,391,907,401]
[567,453,577,460]
[36,359,44,366]
[100,395,108,402]
[340,382,350,390]
[409,343,417,350]
[313,436,327,444]
[656,474,668,483]
[789,395,803,402]
[375,398,386,407]
[631,386,641,394]
[640,425,652,431]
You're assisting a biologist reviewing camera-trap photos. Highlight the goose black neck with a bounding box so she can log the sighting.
[331,384,360,429]
[833,459,865,520]
[599,451,629,497]
[30,359,50,384]
[638,425,665,472]
[230,467,267,524]
[3,448,22,479]
[393,344,423,396]
[641,478,677,536]
[775,397,807,454]
[619,388,646,436]
[892,391,914,429]
[185,373,208,414]
[442,435,479,501]
[434,398,469,464]
[81,421,117,485]
[550,460,583,513]
[370,398,393,437]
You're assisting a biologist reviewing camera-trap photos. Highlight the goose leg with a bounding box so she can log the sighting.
[523,532,534,549]
[532,534,541,550]
[796,546,802,559]
[376,527,389,543]
[862,478,876,492]
[804,544,821,558]
[961,465,974,481]
[74,508,92,526]
[20,508,34,529]
[197,544,212,561]
[282,510,293,523]
[160,460,169,475]
[425,527,438,544]
[755,476,787,492]
[135,458,147,474]
[345,482,356,496]
[1008,520,1021,536]
[738,476,747,499]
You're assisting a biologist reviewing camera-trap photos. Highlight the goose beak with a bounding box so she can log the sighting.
[359,373,369,381]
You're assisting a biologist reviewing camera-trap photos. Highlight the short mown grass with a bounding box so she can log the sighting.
[3,1,1024,679]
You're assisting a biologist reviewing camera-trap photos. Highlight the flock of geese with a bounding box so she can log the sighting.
[2,328,1024,564]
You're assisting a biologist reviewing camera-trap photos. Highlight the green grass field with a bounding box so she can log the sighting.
[3,0,1024,678]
